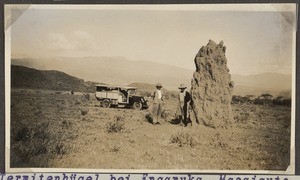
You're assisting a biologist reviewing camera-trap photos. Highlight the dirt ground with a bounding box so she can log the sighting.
[10,89,291,170]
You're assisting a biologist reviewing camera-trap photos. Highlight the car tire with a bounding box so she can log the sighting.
[133,102,142,110]
[101,99,110,108]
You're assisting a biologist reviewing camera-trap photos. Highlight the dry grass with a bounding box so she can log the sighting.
[80,107,89,116]
[10,89,291,170]
[11,90,80,167]
[106,116,125,133]
[169,131,196,147]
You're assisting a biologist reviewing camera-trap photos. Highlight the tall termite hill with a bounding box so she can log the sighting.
[190,40,234,128]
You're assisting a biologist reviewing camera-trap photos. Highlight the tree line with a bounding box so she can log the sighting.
[232,94,291,107]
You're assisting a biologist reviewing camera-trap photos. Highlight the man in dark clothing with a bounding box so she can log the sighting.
[178,84,192,126]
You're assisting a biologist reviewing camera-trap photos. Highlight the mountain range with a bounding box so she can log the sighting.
[11,57,292,97]
[12,57,193,90]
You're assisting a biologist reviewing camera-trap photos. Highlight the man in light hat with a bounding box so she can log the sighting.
[178,84,192,126]
[151,83,164,125]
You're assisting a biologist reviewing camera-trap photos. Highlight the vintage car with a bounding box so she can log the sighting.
[95,84,149,110]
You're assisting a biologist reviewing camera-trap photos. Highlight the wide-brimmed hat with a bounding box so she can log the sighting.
[155,83,162,87]
[178,84,187,89]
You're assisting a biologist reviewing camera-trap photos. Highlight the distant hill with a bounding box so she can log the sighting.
[231,73,292,97]
[12,57,292,96]
[11,65,95,92]
[128,82,169,92]
[231,73,291,90]
[128,82,178,99]
[12,57,193,90]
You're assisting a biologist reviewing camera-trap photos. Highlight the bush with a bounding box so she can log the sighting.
[10,91,78,167]
[161,109,173,121]
[169,132,196,147]
[232,94,291,107]
[234,111,250,123]
[11,117,74,167]
[80,108,89,116]
[110,146,121,152]
[83,93,90,100]
[75,100,81,105]
[273,97,291,107]
[232,95,253,104]
[106,116,125,133]
[254,98,273,106]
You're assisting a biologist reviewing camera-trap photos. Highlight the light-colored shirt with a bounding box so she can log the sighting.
[152,89,164,102]
[179,90,186,103]
[157,90,162,99]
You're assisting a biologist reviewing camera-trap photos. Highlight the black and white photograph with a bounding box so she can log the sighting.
[5,4,296,172]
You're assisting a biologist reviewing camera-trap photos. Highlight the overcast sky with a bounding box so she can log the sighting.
[8,4,296,75]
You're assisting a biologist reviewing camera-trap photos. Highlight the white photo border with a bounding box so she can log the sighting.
[4,3,297,174]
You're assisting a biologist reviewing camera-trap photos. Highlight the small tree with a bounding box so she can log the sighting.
[259,93,273,105]
[260,93,273,100]
[273,96,284,106]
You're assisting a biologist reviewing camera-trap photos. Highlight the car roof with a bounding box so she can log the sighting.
[96,84,137,90]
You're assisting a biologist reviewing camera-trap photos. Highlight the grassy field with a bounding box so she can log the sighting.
[10,89,291,170]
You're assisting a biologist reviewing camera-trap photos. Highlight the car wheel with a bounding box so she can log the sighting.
[101,99,110,108]
[133,102,142,110]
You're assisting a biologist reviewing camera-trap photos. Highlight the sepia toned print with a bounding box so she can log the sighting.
[5,4,296,172]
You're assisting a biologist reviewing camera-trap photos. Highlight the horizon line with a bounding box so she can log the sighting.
[11,56,292,77]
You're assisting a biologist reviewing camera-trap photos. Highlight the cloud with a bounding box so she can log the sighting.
[74,30,92,40]
[48,30,97,52]
[48,32,78,51]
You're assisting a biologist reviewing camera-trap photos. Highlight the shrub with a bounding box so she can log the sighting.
[260,93,273,99]
[75,100,81,105]
[83,93,90,100]
[80,108,89,116]
[115,115,124,121]
[106,116,125,133]
[254,98,273,106]
[110,146,121,152]
[161,109,172,121]
[62,120,72,128]
[234,111,250,123]
[11,118,73,167]
[10,91,77,167]
[273,96,291,107]
[211,132,229,148]
[169,132,196,147]
[232,95,254,104]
